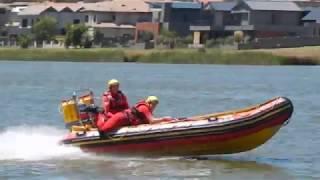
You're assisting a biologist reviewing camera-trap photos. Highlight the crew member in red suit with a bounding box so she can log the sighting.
[97,96,173,133]
[96,79,129,128]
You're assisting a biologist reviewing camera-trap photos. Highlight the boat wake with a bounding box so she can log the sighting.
[0,125,87,161]
[0,125,180,162]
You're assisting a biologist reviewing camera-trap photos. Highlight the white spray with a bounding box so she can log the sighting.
[0,125,86,161]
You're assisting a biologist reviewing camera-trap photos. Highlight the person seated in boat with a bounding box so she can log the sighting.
[102,79,129,117]
[97,96,173,133]
[97,79,129,128]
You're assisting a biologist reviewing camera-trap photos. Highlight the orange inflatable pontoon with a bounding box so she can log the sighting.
[60,96,293,156]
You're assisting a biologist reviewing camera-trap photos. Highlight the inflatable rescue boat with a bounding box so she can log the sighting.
[59,91,293,156]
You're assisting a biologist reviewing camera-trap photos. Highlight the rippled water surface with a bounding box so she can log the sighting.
[0,61,319,179]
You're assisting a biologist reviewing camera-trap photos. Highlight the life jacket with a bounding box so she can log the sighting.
[103,90,128,114]
[129,101,151,125]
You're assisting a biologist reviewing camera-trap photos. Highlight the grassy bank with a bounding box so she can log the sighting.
[127,49,287,65]
[252,46,320,65]
[0,47,318,65]
[0,48,125,62]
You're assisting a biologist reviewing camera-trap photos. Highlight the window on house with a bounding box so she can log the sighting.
[183,15,188,22]
[271,13,276,25]
[31,19,34,26]
[22,19,28,27]
[240,13,249,25]
[9,34,17,39]
[1,31,7,36]
[73,19,80,24]
[61,28,66,35]
[112,15,116,21]
[85,15,89,23]
[93,15,97,22]
[288,32,296,36]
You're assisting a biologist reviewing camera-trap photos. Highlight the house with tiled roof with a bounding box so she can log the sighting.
[145,1,204,36]
[190,0,310,47]
[226,0,305,37]
[0,3,9,28]
[80,0,152,41]
[303,8,320,23]
[301,7,320,37]
[4,2,85,37]
[190,1,236,34]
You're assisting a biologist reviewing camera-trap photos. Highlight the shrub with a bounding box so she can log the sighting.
[93,30,104,46]
[234,31,244,44]
[18,34,32,48]
[138,31,154,43]
[205,39,218,48]
[176,35,193,48]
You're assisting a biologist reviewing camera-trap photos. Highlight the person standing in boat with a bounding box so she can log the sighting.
[97,96,173,133]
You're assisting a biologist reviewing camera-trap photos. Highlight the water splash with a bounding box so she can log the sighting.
[0,125,85,161]
[0,125,176,162]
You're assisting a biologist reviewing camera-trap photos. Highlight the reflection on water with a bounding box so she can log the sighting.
[1,156,294,179]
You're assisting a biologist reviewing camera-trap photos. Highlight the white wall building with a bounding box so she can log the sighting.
[5,2,85,37]
[81,0,152,39]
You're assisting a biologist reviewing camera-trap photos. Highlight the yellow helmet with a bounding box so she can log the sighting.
[107,79,119,88]
[146,96,159,104]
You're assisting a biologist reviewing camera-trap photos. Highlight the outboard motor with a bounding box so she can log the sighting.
[61,90,97,130]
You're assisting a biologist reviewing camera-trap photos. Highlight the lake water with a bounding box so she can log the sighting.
[0,61,319,179]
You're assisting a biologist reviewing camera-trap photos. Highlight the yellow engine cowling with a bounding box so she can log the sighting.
[61,98,80,127]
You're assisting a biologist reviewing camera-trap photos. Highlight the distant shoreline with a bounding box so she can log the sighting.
[0,47,318,65]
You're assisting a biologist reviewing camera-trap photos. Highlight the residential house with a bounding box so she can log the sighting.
[4,3,37,37]
[302,8,320,36]
[189,0,312,47]
[111,0,213,43]
[135,1,205,42]
[0,3,9,29]
[133,0,171,40]
[226,0,305,38]
[3,2,35,28]
[81,0,152,40]
[153,1,203,37]
[0,3,8,46]
[208,2,236,32]
[0,2,34,46]
[296,0,320,9]
[189,2,236,46]
[5,2,85,37]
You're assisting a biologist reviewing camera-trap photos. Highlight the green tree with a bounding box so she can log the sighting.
[176,35,193,48]
[93,30,104,45]
[17,34,32,48]
[32,16,57,43]
[157,28,178,48]
[81,32,93,48]
[65,24,89,48]
[138,31,154,43]
[160,28,177,39]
